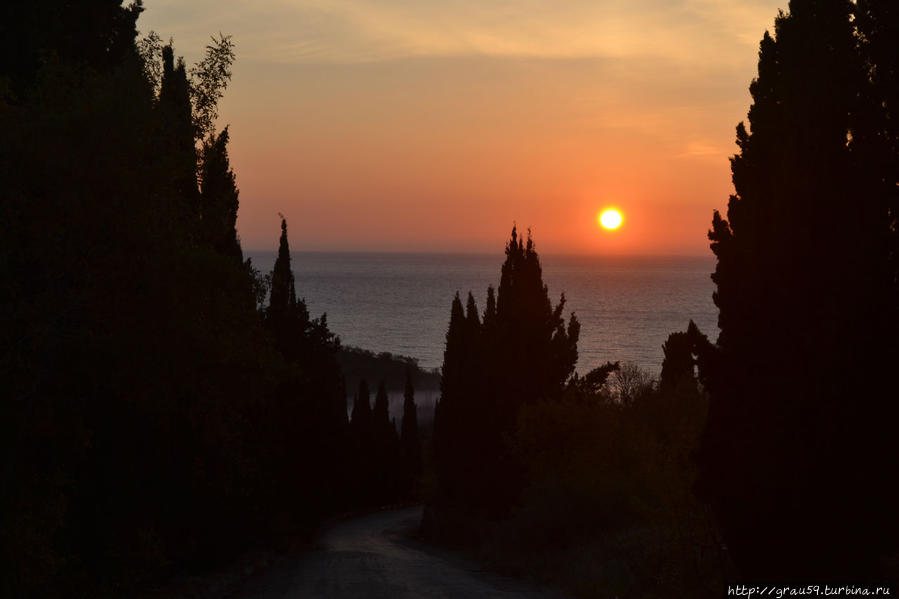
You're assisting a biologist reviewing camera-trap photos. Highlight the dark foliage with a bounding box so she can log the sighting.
[336,345,440,401]
[431,228,580,518]
[348,379,406,505]
[400,369,423,498]
[199,127,242,262]
[0,3,405,596]
[697,0,899,581]
[428,256,720,594]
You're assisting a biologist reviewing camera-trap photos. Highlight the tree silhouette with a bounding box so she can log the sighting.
[371,381,400,501]
[268,218,298,320]
[433,227,580,517]
[351,379,372,432]
[157,43,200,234]
[659,320,707,395]
[199,127,242,261]
[697,0,898,580]
[400,368,422,498]
[0,7,353,593]
[494,227,579,416]
[373,380,391,434]
[189,34,236,140]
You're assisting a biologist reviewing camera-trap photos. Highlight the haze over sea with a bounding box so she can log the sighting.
[247,251,718,375]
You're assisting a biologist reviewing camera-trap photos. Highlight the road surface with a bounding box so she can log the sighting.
[233,506,567,599]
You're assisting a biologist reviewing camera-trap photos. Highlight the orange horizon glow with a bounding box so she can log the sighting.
[138,1,785,256]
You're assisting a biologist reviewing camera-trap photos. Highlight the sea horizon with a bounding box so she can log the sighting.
[246,251,719,375]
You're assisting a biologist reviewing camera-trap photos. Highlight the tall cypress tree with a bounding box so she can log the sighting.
[268,218,296,320]
[494,227,578,416]
[697,0,897,579]
[433,228,579,516]
[372,380,392,436]
[157,44,199,235]
[350,379,372,431]
[0,6,356,592]
[432,293,466,498]
[199,127,242,261]
[400,368,421,496]
[265,218,314,361]
[372,380,399,501]
[482,286,497,330]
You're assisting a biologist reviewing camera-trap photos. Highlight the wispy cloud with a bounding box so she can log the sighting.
[140,0,782,66]
[676,140,728,159]
[136,0,785,252]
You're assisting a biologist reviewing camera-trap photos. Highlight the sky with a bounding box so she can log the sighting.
[139,0,785,255]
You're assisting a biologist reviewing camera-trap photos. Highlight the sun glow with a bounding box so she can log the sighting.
[599,209,623,230]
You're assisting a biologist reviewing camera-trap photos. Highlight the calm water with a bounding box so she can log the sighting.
[246,252,719,375]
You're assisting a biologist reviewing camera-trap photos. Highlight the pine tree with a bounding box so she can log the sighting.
[697,0,897,579]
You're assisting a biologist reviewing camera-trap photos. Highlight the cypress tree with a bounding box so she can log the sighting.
[0,8,357,591]
[659,320,707,394]
[265,218,314,361]
[373,380,392,436]
[435,293,466,420]
[464,292,480,333]
[697,0,897,579]
[157,44,200,234]
[199,127,242,261]
[0,1,143,99]
[482,285,497,330]
[400,368,422,496]
[369,380,398,502]
[460,292,484,412]
[268,218,296,321]
[432,293,466,502]
[433,228,580,516]
[350,379,372,431]
[494,227,578,415]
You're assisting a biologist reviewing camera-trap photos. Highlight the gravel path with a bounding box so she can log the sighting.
[233,506,568,599]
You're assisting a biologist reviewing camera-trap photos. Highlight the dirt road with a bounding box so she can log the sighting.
[233,506,567,599]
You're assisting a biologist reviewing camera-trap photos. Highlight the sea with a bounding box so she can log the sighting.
[246,252,719,378]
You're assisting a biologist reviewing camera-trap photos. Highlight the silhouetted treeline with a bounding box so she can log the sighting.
[425,228,723,596]
[431,227,580,519]
[425,2,899,591]
[0,3,420,597]
[696,0,899,582]
[337,346,441,397]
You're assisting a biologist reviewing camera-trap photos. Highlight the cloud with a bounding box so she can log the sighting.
[676,140,729,159]
[140,0,782,66]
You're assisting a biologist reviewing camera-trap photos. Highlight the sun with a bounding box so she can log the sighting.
[599,209,623,230]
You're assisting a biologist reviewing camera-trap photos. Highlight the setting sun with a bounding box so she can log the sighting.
[599,209,623,230]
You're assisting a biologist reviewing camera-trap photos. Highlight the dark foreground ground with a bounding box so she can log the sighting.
[231,506,568,599]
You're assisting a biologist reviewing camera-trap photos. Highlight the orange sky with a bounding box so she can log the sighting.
[140,0,784,255]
